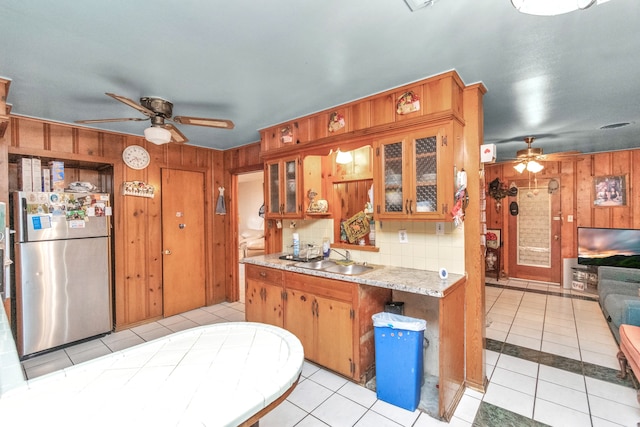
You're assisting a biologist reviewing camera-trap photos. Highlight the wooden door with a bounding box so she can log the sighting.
[315,296,353,377]
[245,279,284,327]
[161,169,206,316]
[284,287,316,358]
[508,178,562,283]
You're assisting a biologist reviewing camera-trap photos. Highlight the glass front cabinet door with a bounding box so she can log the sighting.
[375,124,454,220]
[265,156,302,219]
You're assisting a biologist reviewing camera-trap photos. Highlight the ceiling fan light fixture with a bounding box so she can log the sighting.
[511,0,599,15]
[527,160,544,173]
[144,126,172,145]
[514,162,527,173]
[335,149,353,164]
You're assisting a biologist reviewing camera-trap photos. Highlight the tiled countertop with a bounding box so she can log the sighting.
[0,320,304,427]
[242,253,466,298]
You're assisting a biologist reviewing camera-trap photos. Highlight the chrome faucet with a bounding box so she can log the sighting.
[331,248,351,262]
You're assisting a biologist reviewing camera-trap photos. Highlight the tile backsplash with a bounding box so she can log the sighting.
[282,219,465,274]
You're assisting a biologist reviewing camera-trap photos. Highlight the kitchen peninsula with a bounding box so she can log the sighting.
[242,254,466,421]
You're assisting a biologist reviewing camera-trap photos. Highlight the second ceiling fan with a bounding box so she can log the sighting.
[76,93,234,145]
[512,136,579,173]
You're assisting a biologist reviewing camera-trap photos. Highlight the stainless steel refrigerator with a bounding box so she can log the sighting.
[12,191,113,358]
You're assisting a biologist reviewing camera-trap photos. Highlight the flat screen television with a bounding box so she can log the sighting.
[577,227,640,269]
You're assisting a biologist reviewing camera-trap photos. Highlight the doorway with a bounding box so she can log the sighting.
[161,168,206,316]
[508,178,562,284]
[235,171,264,303]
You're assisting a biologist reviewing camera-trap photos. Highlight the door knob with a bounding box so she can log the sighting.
[554,235,560,241]
[163,249,172,255]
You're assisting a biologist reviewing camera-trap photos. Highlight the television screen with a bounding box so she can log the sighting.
[577,227,640,269]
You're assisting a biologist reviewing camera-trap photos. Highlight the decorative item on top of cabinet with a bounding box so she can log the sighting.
[396,91,421,115]
[374,124,455,221]
[306,189,329,214]
[280,125,294,144]
[328,111,345,133]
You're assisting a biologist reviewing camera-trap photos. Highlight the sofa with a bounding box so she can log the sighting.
[598,266,640,343]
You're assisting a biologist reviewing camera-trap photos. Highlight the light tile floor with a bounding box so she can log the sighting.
[20,280,640,426]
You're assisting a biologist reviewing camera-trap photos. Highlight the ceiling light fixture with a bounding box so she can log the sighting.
[335,149,353,164]
[511,0,611,16]
[514,159,544,174]
[144,126,172,145]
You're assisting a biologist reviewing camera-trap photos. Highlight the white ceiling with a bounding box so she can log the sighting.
[1,0,639,161]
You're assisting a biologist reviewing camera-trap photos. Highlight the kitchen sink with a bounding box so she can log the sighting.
[322,264,374,276]
[292,259,374,276]
[293,260,338,270]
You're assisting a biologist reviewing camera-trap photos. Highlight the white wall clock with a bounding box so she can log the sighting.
[122,145,150,170]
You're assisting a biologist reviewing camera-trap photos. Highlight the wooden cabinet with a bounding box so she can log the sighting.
[285,272,355,378]
[265,156,302,219]
[374,123,455,221]
[245,265,391,383]
[245,265,284,327]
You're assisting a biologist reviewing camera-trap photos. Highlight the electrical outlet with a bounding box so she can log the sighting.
[567,215,574,223]
[290,221,296,228]
[399,229,409,243]
[436,222,445,235]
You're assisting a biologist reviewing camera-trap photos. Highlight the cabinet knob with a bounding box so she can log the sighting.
[162,249,172,255]
[259,271,267,277]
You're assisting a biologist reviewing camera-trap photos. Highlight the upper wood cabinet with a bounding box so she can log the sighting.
[265,156,302,219]
[374,123,455,221]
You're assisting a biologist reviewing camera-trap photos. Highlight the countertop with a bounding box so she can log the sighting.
[242,253,466,298]
[0,321,304,427]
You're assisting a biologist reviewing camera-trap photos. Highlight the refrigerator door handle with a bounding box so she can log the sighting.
[20,197,28,242]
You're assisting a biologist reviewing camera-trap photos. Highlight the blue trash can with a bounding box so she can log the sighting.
[372,312,426,411]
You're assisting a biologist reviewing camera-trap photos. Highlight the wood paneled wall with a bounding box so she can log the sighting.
[1,116,231,329]
[485,148,640,277]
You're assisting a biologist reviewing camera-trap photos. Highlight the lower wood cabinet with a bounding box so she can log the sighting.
[245,265,284,327]
[245,264,391,383]
[285,272,355,378]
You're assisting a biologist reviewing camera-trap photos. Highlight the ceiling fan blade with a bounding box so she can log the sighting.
[173,116,234,129]
[106,93,155,117]
[164,123,188,144]
[75,117,147,124]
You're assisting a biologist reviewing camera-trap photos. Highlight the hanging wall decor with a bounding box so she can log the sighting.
[594,175,627,207]
[396,91,421,115]
[121,181,155,198]
[280,125,293,144]
[328,111,345,132]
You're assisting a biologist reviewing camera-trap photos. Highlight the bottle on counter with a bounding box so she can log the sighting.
[369,220,376,246]
[322,237,330,259]
[293,232,300,257]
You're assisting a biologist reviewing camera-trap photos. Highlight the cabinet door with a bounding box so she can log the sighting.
[245,279,284,327]
[409,126,453,220]
[375,124,453,220]
[314,296,353,378]
[284,288,316,359]
[265,157,301,219]
[266,161,281,217]
[282,157,300,217]
[376,137,409,219]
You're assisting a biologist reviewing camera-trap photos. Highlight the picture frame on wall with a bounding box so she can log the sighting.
[594,175,627,207]
[486,228,500,249]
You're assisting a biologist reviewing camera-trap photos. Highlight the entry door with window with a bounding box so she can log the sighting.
[161,169,206,316]
[508,178,562,284]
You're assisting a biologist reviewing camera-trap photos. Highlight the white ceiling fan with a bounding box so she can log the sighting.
[76,93,234,145]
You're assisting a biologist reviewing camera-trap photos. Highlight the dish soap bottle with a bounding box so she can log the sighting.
[292,233,300,257]
[322,237,330,259]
